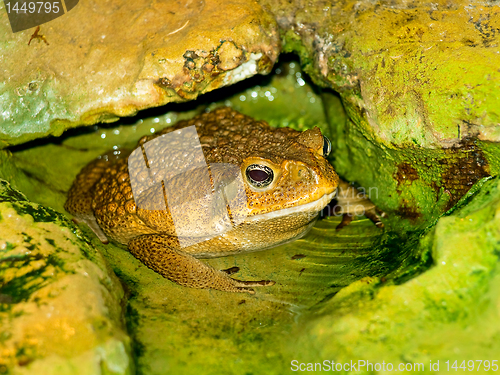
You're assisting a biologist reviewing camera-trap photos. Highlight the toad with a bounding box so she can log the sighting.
[65,107,383,294]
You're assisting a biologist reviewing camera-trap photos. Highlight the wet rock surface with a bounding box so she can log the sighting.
[295,177,500,369]
[258,0,500,147]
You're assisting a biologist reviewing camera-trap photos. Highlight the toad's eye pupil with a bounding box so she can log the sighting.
[323,136,332,157]
[246,164,274,188]
[248,169,269,182]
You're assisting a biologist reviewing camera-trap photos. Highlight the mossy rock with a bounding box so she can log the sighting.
[258,0,500,230]
[292,177,500,372]
[0,180,132,374]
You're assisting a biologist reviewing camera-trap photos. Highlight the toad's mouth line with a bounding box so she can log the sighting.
[245,191,336,222]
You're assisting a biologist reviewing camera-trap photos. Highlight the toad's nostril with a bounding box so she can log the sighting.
[293,166,310,181]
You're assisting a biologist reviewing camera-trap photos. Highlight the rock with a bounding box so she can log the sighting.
[0,180,131,375]
[0,0,280,148]
[260,0,500,147]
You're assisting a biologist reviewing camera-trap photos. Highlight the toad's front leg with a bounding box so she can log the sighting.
[128,234,275,294]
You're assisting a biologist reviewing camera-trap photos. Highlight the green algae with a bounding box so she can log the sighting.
[322,90,495,233]
[266,0,500,146]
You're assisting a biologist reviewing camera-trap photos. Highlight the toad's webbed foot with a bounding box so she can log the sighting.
[335,180,387,230]
[129,235,275,294]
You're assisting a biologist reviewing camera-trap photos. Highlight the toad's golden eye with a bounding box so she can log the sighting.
[323,136,332,157]
[246,164,274,188]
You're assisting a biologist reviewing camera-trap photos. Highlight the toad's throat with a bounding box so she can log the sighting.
[188,191,337,258]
